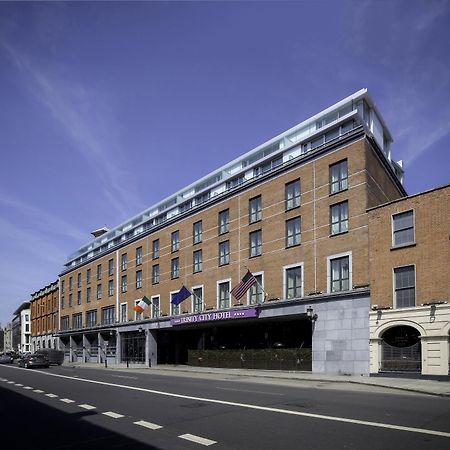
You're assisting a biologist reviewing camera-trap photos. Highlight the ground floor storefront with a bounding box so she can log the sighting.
[370,303,450,376]
[58,290,370,375]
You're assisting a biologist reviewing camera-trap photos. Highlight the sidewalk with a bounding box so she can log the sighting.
[64,362,450,397]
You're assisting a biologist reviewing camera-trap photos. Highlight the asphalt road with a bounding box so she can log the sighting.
[0,364,449,449]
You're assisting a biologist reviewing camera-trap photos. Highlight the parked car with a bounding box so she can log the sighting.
[18,353,49,369]
[0,354,14,364]
[35,349,64,365]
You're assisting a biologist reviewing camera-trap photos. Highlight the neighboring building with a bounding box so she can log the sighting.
[30,281,59,352]
[0,326,4,353]
[3,322,12,352]
[12,302,31,353]
[58,89,406,374]
[368,184,450,375]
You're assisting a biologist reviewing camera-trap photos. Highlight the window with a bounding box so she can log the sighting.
[193,250,202,273]
[330,201,349,234]
[72,313,82,329]
[108,259,114,276]
[249,230,262,257]
[86,287,91,303]
[394,266,415,308]
[77,291,81,305]
[193,221,202,244]
[69,293,73,307]
[286,217,301,247]
[86,269,91,285]
[249,196,262,223]
[249,274,263,305]
[69,276,73,291]
[121,275,127,293]
[152,264,160,284]
[102,306,115,325]
[136,270,142,289]
[77,273,82,288]
[61,296,65,309]
[171,230,180,252]
[134,300,143,321]
[219,240,230,266]
[97,264,102,280]
[152,239,160,259]
[61,280,65,293]
[120,303,127,322]
[193,287,203,313]
[218,281,230,309]
[285,266,303,299]
[171,257,179,279]
[285,179,301,210]
[96,284,102,300]
[151,296,160,318]
[171,292,180,316]
[108,280,114,296]
[86,310,97,327]
[136,246,143,265]
[61,316,69,331]
[330,159,348,194]
[219,209,230,234]
[330,256,350,292]
[121,253,127,271]
[393,210,414,246]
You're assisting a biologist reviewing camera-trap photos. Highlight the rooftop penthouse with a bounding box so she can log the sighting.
[64,88,404,272]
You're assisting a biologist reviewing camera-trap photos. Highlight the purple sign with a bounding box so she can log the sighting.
[171,307,259,326]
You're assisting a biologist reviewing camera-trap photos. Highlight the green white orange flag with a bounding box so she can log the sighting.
[134,296,151,313]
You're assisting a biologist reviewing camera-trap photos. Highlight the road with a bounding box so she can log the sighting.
[0,364,449,449]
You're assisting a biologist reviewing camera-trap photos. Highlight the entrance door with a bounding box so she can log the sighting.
[381,325,421,372]
[121,333,145,363]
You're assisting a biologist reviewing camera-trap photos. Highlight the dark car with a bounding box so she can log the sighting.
[35,349,64,365]
[18,353,49,369]
[0,354,14,364]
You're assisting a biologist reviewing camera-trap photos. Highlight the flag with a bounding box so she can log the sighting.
[134,296,151,313]
[231,270,257,300]
[171,285,192,306]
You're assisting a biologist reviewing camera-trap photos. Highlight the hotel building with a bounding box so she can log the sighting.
[58,89,406,375]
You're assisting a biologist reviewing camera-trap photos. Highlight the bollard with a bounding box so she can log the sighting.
[105,357,108,369]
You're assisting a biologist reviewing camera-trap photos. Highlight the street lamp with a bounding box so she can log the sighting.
[306,306,318,322]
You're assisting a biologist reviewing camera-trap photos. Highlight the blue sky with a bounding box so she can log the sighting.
[1,1,449,326]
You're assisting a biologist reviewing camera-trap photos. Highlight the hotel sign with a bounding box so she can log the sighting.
[171,307,259,326]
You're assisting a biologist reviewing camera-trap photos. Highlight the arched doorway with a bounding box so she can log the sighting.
[381,325,421,372]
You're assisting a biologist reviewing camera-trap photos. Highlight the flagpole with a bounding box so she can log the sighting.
[243,265,270,302]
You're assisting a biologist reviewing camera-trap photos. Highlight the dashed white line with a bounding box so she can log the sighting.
[15,384,23,387]
[79,404,96,410]
[179,433,217,446]
[46,393,58,398]
[7,381,15,384]
[33,389,44,393]
[23,386,33,390]
[60,398,75,403]
[134,420,163,430]
[102,411,124,419]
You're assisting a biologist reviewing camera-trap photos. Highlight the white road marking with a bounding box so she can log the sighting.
[102,411,124,419]
[134,420,163,430]
[179,433,217,446]
[46,393,58,398]
[216,386,284,396]
[15,384,23,387]
[23,386,33,390]
[7,381,15,384]
[79,404,96,410]
[111,375,138,380]
[60,398,75,403]
[34,371,450,439]
[33,389,44,393]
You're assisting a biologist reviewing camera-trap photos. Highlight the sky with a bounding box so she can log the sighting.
[0,0,449,327]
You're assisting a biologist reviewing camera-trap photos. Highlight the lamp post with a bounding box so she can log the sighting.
[306,306,318,322]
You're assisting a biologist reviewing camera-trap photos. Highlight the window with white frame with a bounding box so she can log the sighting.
[120,303,127,322]
[286,217,301,247]
[330,159,348,194]
[102,306,115,325]
[219,240,230,266]
[171,292,180,316]
[193,250,202,273]
[171,257,179,279]
[394,265,415,308]
[329,255,350,292]
[136,270,142,289]
[134,299,143,321]
[108,280,114,296]
[285,179,301,210]
[192,286,203,313]
[152,264,160,284]
[121,275,127,293]
[108,259,114,276]
[96,284,102,299]
[86,309,96,327]
[193,221,202,244]
[72,313,82,329]
[151,296,160,318]
[121,253,128,271]
[249,274,263,305]
[171,230,180,252]
[249,230,262,257]
[136,246,143,265]
[392,210,414,246]
[249,195,262,223]
[284,265,303,299]
[219,209,230,234]
[330,201,349,234]
[152,239,160,259]
[218,281,230,309]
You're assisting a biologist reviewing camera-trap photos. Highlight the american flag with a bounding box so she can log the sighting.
[231,270,257,300]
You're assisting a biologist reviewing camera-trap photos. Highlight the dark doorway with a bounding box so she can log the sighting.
[121,332,145,363]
